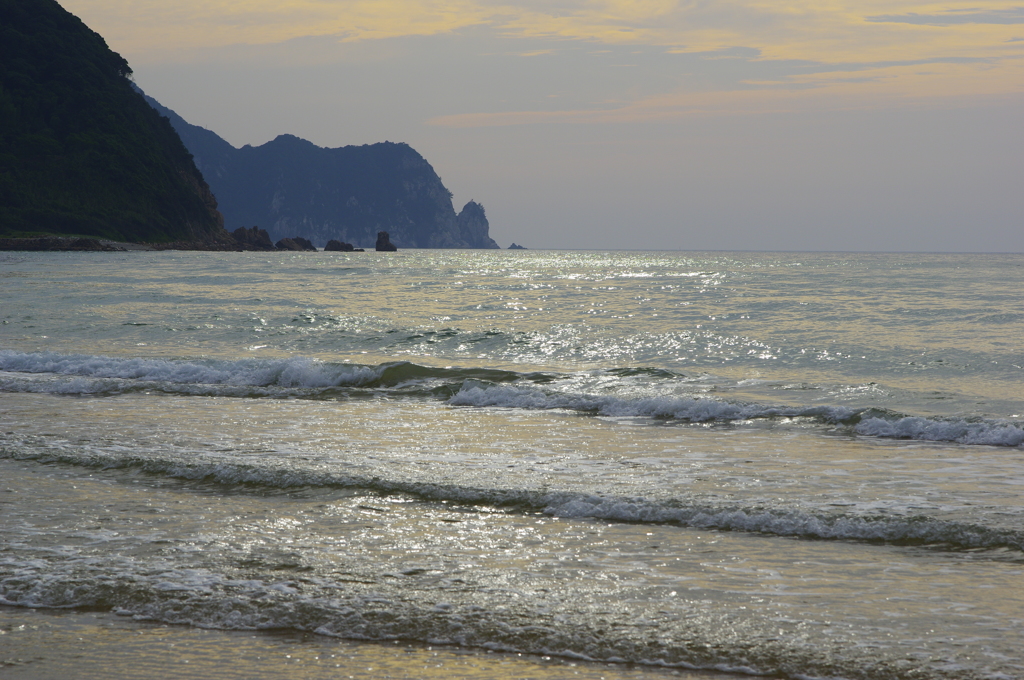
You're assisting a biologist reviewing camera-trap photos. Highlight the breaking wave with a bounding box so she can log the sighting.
[3,349,1022,447]
[0,555,937,680]
[2,443,1022,554]
[0,349,537,399]
[448,382,1024,446]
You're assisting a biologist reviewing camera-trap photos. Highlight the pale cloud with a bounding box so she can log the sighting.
[63,0,1024,112]
[867,7,1024,25]
[425,56,1024,127]
[63,0,494,51]
[65,1,1024,55]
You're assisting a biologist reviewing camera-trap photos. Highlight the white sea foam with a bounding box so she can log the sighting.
[2,443,1019,552]
[449,382,1024,446]
[854,416,1024,447]
[0,549,992,680]
[0,557,798,677]
[541,496,1021,551]
[449,382,836,422]
[0,350,381,388]
[3,349,1022,447]
[449,382,769,421]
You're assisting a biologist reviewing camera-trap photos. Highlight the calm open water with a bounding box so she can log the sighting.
[2,250,1023,679]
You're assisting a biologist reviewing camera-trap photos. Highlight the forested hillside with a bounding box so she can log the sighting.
[0,0,225,242]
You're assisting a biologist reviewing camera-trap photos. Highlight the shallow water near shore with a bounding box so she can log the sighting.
[2,250,1023,679]
[2,606,728,680]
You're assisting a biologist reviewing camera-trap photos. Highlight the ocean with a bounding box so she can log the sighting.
[1,249,1022,680]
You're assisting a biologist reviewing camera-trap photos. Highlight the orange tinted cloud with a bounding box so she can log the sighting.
[62,1,1024,54]
[62,0,1024,109]
[427,59,1024,127]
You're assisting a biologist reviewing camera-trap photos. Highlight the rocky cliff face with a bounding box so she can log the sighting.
[142,95,499,249]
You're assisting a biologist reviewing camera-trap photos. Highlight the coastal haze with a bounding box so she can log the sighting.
[59,0,1024,252]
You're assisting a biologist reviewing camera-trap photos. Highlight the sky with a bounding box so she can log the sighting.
[63,0,1023,251]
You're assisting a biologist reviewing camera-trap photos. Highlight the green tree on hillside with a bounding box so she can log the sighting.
[0,0,225,242]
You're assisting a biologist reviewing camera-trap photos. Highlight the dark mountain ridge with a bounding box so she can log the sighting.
[0,0,225,242]
[143,94,500,249]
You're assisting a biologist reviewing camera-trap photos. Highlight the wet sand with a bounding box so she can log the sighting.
[0,607,731,680]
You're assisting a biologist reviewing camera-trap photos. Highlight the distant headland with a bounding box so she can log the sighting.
[142,93,500,250]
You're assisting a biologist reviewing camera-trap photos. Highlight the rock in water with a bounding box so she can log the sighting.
[376,231,398,252]
[276,237,317,251]
[232,227,275,250]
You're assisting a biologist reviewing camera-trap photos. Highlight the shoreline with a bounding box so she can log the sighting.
[0,237,157,252]
[0,606,723,680]
[0,237,263,252]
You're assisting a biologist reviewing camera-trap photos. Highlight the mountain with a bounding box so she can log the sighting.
[142,94,499,249]
[0,0,225,242]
